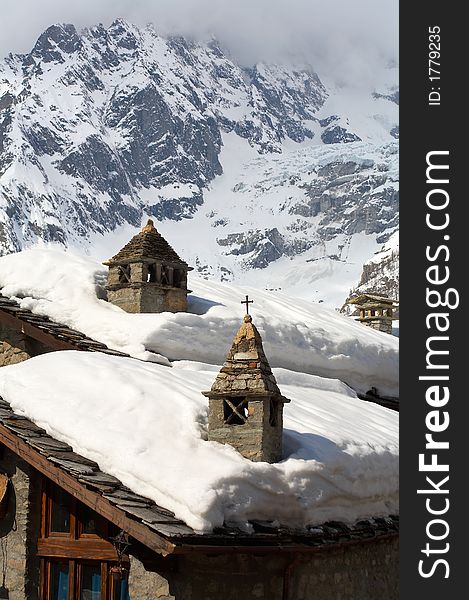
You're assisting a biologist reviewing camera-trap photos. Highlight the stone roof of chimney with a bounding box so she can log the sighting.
[204,315,289,401]
[103,219,189,267]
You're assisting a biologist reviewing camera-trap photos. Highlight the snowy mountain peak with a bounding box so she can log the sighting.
[0,21,398,307]
[24,23,82,68]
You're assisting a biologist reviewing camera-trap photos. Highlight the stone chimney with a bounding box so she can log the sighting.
[347,293,399,335]
[203,311,290,463]
[103,219,192,313]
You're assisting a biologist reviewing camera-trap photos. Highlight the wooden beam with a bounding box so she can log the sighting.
[171,532,399,556]
[0,424,176,556]
[37,538,121,561]
[0,309,77,352]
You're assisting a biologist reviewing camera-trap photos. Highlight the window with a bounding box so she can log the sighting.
[42,561,129,600]
[160,266,169,285]
[118,265,131,284]
[39,481,130,600]
[146,263,157,283]
[50,487,70,534]
[223,397,248,425]
[269,399,278,427]
[173,269,183,288]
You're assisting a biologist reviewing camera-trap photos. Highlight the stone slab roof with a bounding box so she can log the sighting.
[0,294,130,357]
[205,315,289,401]
[348,294,399,306]
[0,395,398,553]
[104,220,189,267]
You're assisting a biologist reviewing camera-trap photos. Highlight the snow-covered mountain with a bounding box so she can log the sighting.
[354,231,399,299]
[0,20,398,307]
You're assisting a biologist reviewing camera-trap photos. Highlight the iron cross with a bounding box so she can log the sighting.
[241,295,253,315]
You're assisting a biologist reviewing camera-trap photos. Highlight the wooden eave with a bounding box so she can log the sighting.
[356,316,394,322]
[348,295,398,306]
[354,303,396,310]
[0,296,129,358]
[0,421,176,556]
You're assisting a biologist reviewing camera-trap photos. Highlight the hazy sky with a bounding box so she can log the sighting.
[0,0,398,84]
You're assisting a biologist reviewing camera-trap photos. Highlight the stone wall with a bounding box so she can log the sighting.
[0,446,42,600]
[107,285,187,314]
[208,397,283,462]
[366,319,393,335]
[128,535,398,600]
[0,324,53,368]
[0,325,30,367]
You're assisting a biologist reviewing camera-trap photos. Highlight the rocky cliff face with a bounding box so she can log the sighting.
[341,232,399,316]
[0,20,398,305]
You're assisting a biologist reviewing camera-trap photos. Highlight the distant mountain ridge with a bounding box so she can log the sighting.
[0,19,398,306]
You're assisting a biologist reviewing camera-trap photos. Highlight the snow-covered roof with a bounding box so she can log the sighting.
[0,248,399,397]
[0,247,399,533]
[0,394,399,548]
[0,351,398,533]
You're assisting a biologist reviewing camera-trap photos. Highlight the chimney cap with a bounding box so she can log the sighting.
[141,219,156,234]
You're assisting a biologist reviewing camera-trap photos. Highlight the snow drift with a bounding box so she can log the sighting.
[0,248,398,396]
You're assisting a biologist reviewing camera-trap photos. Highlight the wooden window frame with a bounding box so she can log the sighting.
[38,479,129,600]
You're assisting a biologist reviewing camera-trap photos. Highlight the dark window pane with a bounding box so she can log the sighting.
[173,269,183,288]
[118,265,130,283]
[223,397,248,425]
[50,562,69,600]
[269,399,278,427]
[114,578,130,600]
[51,489,70,534]
[81,506,98,535]
[81,565,101,600]
[147,263,157,283]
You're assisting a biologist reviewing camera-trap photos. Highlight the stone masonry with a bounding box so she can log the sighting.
[104,220,192,314]
[0,325,29,367]
[0,324,51,368]
[203,314,289,463]
[347,293,398,336]
[0,446,41,600]
[128,536,399,600]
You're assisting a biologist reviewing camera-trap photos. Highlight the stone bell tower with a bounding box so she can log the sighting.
[203,299,290,463]
[347,293,399,335]
[103,219,192,313]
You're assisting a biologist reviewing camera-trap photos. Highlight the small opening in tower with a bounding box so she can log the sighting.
[269,399,278,427]
[173,269,183,288]
[161,265,169,285]
[223,397,248,425]
[147,263,157,283]
[118,264,131,283]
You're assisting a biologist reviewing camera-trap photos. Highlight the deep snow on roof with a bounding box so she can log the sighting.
[0,351,398,533]
[0,248,399,397]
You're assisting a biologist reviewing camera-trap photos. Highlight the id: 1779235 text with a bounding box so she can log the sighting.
[428,26,441,106]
